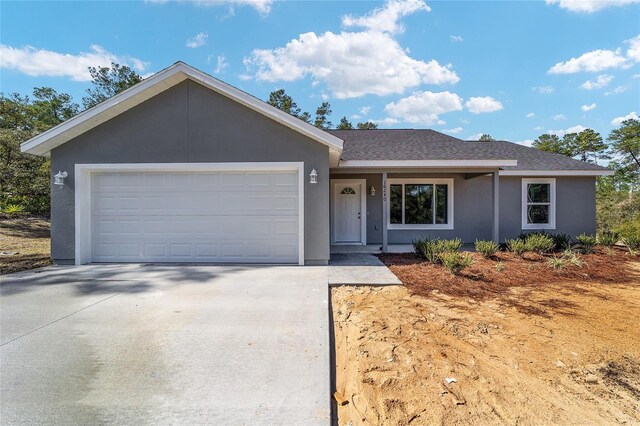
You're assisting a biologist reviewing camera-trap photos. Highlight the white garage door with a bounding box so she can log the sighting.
[90,169,300,264]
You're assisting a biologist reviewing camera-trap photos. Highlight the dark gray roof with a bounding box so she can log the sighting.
[327,129,608,171]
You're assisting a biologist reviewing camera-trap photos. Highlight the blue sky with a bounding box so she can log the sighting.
[1,0,639,145]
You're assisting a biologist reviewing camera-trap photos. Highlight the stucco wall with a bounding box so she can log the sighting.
[50,80,330,264]
[330,173,597,244]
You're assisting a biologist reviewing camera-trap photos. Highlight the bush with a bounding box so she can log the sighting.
[2,203,25,213]
[413,238,461,263]
[506,238,528,257]
[621,232,640,255]
[438,252,473,275]
[576,233,597,254]
[475,240,499,258]
[598,231,619,246]
[525,233,555,254]
[551,233,572,251]
[546,256,567,270]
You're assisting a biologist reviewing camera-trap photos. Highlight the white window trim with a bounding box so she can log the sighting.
[521,178,556,230]
[330,179,367,245]
[74,162,305,266]
[386,178,454,230]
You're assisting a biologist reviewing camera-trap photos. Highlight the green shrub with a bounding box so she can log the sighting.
[621,232,640,255]
[413,238,462,263]
[475,240,499,258]
[551,233,572,251]
[546,256,567,270]
[598,231,619,246]
[525,233,555,254]
[506,238,528,257]
[2,204,25,213]
[438,252,473,275]
[576,233,597,254]
[494,261,504,272]
[564,252,584,268]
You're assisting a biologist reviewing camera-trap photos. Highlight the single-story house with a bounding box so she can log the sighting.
[21,62,613,266]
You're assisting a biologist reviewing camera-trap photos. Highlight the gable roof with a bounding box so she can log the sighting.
[21,62,344,164]
[329,129,612,175]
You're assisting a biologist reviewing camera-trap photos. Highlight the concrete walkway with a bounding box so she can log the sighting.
[329,253,402,285]
[1,265,330,425]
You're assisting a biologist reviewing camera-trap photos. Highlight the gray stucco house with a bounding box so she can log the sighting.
[21,62,612,266]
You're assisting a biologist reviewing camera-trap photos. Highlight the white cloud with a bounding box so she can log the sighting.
[374,117,400,126]
[0,44,147,81]
[465,96,503,114]
[214,55,229,73]
[341,0,430,34]
[467,133,484,140]
[611,111,638,126]
[548,34,640,74]
[244,1,458,99]
[147,0,273,15]
[446,127,463,134]
[605,85,628,95]
[547,125,587,136]
[359,106,371,116]
[581,103,597,111]
[246,30,459,99]
[526,112,535,118]
[384,90,463,124]
[548,48,628,74]
[534,126,544,131]
[633,73,640,78]
[626,35,640,62]
[581,74,614,89]
[450,35,463,42]
[553,113,567,120]
[533,85,555,94]
[546,0,640,13]
[186,32,208,48]
[515,139,535,147]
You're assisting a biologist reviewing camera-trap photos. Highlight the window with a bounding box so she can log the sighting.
[522,178,556,230]
[340,187,356,195]
[387,179,453,229]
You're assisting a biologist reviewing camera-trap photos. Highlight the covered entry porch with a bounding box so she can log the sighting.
[329,164,511,252]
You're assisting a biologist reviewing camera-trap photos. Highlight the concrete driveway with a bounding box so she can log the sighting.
[0,265,330,425]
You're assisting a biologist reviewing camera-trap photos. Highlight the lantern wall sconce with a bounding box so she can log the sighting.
[370,185,376,196]
[309,169,318,184]
[54,171,68,186]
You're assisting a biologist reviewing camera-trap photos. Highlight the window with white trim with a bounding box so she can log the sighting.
[522,178,556,229]
[387,179,453,229]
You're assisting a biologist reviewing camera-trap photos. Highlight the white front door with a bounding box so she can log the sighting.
[334,182,363,243]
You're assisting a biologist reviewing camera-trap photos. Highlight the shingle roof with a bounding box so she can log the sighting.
[327,129,609,171]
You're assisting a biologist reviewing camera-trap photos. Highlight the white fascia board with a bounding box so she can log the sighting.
[500,169,614,176]
[338,159,518,168]
[21,62,343,157]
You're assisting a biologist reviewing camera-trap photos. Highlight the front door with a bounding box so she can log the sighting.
[334,182,363,243]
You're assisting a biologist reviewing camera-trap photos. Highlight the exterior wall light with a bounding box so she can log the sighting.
[370,185,376,196]
[309,169,318,184]
[54,171,68,186]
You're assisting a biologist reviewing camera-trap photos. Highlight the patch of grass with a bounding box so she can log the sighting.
[475,240,499,258]
[546,256,567,270]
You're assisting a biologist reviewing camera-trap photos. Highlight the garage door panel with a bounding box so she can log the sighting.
[90,169,300,264]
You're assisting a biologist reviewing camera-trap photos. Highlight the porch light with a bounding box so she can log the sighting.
[309,169,318,184]
[370,185,376,196]
[54,171,68,186]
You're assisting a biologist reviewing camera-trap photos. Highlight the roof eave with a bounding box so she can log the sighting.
[499,169,614,176]
[338,159,518,168]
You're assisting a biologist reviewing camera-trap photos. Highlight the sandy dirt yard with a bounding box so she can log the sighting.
[332,263,640,425]
[0,216,51,274]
